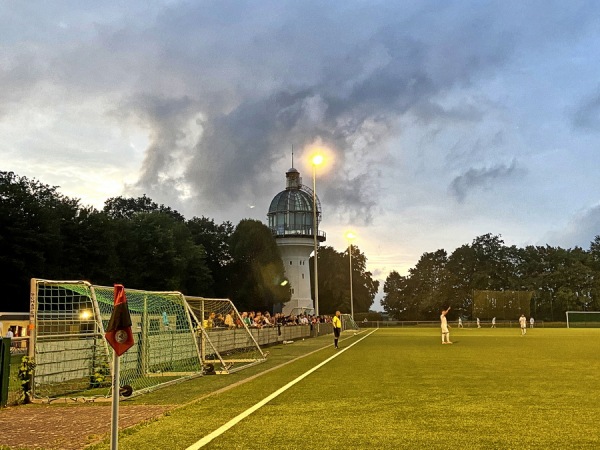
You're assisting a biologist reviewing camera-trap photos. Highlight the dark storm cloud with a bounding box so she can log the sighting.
[4,1,599,224]
[130,1,531,222]
[449,160,522,202]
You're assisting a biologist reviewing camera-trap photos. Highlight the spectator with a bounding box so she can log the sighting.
[253,312,263,328]
[224,311,235,329]
[263,312,272,327]
[242,312,252,328]
[203,312,215,329]
[214,313,225,328]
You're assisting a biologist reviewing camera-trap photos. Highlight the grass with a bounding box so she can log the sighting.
[85,327,599,449]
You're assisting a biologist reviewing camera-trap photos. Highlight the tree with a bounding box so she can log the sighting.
[381,271,415,319]
[227,219,290,311]
[470,234,512,290]
[445,244,477,318]
[187,216,234,297]
[103,195,184,222]
[348,244,379,314]
[0,172,86,310]
[311,245,378,315]
[110,211,211,294]
[408,250,450,320]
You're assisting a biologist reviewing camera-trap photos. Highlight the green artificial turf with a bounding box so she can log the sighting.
[88,328,600,449]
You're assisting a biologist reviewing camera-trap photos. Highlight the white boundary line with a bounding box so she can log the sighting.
[186,328,378,450]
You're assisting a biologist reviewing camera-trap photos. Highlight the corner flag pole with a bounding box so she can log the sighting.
[105,284,135,450]
[111,351,120,450]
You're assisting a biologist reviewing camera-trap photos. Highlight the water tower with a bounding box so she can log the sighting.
[267,165,326,315]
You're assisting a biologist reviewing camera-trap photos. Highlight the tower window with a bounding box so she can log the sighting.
[290,261,292,265]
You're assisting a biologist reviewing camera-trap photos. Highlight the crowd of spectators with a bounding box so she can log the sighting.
[202,310,334,330]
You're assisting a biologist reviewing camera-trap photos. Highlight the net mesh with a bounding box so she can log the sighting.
[566,311,600,328]
[30,280,267,400]
[93,286,202,395]
[185,297,265,374]
[31,281,111,399]
[341,314,359,330]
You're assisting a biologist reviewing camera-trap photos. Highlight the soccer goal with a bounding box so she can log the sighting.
[29,279,266,401]
[341,314,359,331]
[565,311,600,328]
[185,296,266,374]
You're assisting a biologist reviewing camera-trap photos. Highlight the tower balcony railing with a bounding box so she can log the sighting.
[270,226,326,242]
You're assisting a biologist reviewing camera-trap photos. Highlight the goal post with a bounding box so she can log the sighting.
[565,311,600,328]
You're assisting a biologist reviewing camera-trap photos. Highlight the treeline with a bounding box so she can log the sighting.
[382,233,600,321]
[0,171,378,314]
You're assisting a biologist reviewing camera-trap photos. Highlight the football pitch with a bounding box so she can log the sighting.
[91,327,600,449]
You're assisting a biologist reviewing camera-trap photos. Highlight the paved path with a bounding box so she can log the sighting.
[0,404,171,449]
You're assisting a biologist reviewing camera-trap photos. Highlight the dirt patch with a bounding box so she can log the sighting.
[0,404,172,449]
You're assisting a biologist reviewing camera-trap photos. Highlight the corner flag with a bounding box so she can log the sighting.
[105,284,134,356]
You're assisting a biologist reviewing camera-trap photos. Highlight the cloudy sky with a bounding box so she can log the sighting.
[3,1,600,309]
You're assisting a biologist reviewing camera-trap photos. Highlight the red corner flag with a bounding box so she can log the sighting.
[104,284,134,356]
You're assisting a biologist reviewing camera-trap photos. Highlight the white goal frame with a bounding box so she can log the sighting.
[565,311,600,328]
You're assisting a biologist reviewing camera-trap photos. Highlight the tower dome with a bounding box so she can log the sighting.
[267,167,326,241]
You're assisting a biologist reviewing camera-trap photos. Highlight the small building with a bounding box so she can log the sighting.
[0,312,29,338]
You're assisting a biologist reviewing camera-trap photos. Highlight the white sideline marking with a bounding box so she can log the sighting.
[186,329,378,450]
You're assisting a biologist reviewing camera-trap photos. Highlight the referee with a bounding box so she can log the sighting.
[332,310,342,349]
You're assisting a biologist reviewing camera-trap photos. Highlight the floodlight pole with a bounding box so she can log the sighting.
[312,163,319,317]
[349,240,354,320]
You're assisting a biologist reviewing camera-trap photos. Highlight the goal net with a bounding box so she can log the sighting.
[565,311,600,328]
[472,290,532,320]
[341,314,359,330]
[29,279,265,401]
[185,297,266,374]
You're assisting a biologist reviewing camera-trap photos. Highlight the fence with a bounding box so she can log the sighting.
[204,323,325,351]
[1,337,29,407]
[359,320,546,328]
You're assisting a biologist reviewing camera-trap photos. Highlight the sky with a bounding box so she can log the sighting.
[3,1,600,310]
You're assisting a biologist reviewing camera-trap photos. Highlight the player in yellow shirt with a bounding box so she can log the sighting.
[332,311,342,349]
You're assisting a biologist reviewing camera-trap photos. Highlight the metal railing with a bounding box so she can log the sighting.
[359,320,546,328]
